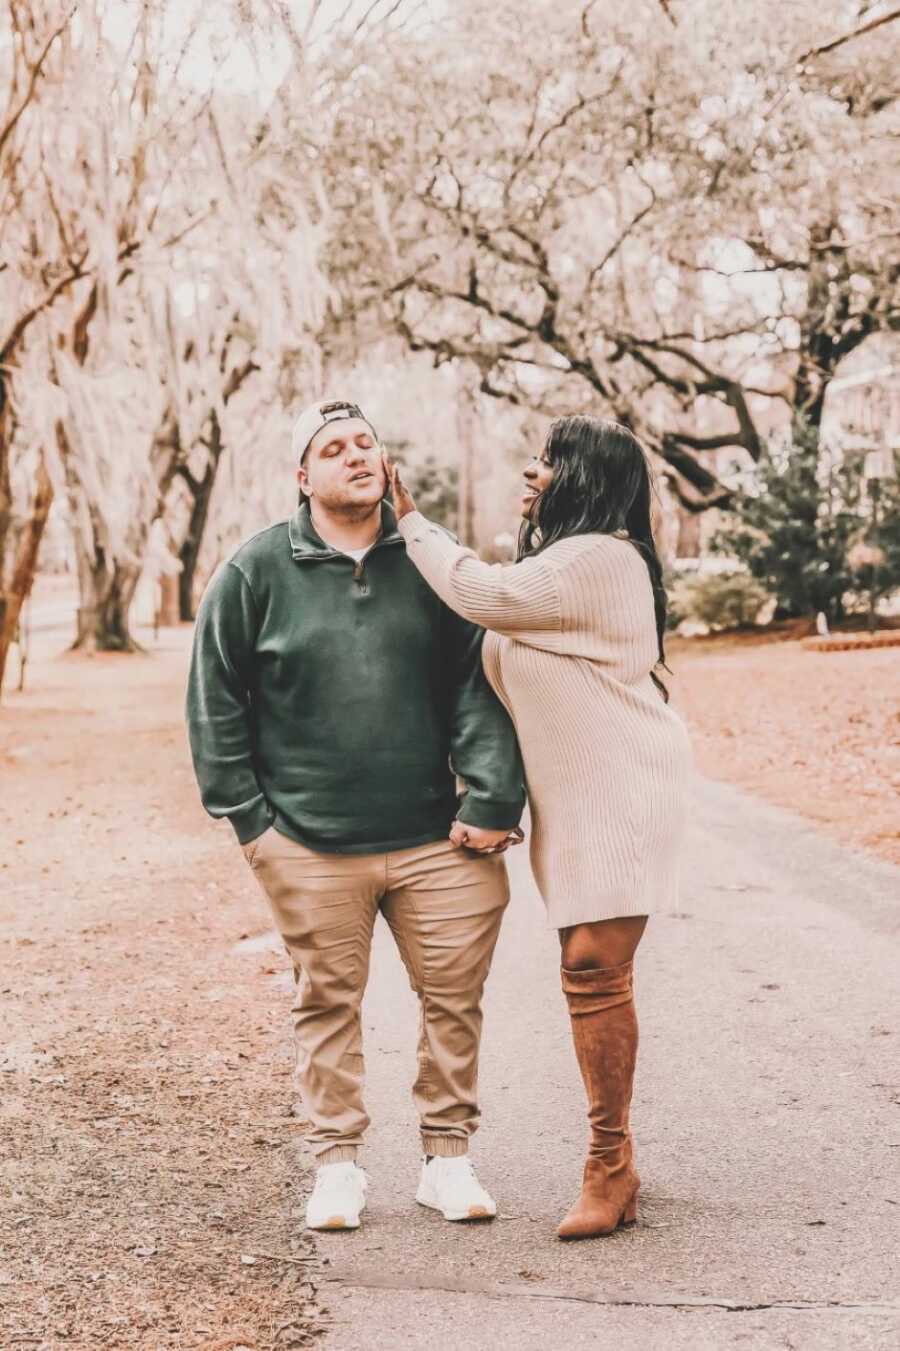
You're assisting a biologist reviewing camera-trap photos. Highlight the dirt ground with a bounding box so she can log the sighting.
[670,636,900,867]
[1,638,329,1350]
[1,621,897,1349]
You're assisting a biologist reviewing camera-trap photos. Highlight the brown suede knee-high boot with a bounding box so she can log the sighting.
[558,960,640,1240]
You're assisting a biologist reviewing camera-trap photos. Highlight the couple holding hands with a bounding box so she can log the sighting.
[186,397,690,1241]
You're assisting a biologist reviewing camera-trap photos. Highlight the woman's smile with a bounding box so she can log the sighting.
[521,454,554,516]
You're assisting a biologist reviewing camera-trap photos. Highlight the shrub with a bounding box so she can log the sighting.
[669,570,771,632]
[712,419,900,622]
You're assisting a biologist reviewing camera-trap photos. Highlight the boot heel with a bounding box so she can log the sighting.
[621,1194,638,1226]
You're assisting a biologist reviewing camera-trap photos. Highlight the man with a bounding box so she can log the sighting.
[186,398,525,1232]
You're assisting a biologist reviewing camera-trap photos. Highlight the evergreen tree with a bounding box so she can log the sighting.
[714,422,900,622]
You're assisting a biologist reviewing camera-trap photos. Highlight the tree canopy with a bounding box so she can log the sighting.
[0,0,898,692]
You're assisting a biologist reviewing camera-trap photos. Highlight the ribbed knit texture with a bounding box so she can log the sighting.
[398,513,691,927]
[421,1133,470,1158]
[317,1144,359,1165]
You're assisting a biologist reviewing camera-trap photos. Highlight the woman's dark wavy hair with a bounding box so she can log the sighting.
[518,415,670,700]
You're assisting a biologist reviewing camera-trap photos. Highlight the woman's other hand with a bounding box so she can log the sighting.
[382,451,417,519]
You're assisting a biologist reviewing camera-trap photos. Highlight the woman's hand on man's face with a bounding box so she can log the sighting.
[382,452,417,519]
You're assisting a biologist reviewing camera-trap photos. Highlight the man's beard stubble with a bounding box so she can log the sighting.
[308,485,386,523]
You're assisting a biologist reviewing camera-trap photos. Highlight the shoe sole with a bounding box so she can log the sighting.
[306,1213,361,1231]
[558,1217,636,1240]
[416,1193,496,1222]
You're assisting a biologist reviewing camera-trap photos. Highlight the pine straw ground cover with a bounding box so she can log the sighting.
[670,635,900,867]
[0,641,333,1350]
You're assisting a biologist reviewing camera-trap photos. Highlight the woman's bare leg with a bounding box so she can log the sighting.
[560,915,647,970]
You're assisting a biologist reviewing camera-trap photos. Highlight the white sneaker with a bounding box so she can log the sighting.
[305,1162,368,1231]
[415,1156,497,1222]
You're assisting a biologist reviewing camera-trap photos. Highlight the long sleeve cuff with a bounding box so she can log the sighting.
[227,796,274,844]
[456,793,524,831]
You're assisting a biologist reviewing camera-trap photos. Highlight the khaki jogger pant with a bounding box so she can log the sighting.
[243,828,510,1164]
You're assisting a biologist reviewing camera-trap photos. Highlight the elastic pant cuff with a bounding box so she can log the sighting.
[421,1134,469,1158]
[316,1144,359,1166]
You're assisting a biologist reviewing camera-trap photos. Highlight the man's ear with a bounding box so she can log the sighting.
[297,464,311,499]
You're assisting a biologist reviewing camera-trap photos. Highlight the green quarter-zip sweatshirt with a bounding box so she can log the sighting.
[186,500,525,853]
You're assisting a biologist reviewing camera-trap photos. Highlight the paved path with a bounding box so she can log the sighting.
[311,779,900,1350]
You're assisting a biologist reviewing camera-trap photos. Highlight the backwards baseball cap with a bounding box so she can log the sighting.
[292,398,378,464]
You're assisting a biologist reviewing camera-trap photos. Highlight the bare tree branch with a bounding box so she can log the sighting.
[0,6,76,166]
[588,176,657,286]
[352,0,407,39]
[0,252,89,364]
[302,0,325,39]
[657,440,732,507]
[326,0,360,37]
[504,77,622,204]
[223,357,260,403]
[581,2,600,40]
[798,5,900,63]
[72,282,100,366]
[156,210,216,253]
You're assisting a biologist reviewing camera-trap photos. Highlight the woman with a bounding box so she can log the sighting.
[384,416,691,1240]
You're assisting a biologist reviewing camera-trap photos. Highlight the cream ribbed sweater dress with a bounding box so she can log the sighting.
[398,513,691,927]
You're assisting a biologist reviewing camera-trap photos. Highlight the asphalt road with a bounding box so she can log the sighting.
[309,778,900,1350]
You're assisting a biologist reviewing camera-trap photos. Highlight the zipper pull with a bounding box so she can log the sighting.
[352,560,368,592]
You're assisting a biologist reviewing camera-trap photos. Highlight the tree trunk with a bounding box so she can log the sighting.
[0,455,54,697]
[61,407,181,653]
[674,503,703,559]
[72,547,143,653]
[172,362,258,619]
[157,574,180,628]
[178,476,212,621]
[177,420,224,622]
[0,389,12,579]
[455,379,476,546]
[61,419,143,654]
